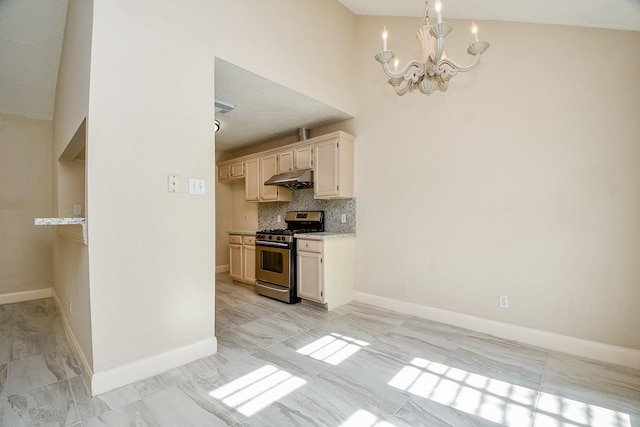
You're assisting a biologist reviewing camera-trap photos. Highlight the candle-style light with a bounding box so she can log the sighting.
[382,26,388,51]
[434,0,442,24]
[472,22,479,42]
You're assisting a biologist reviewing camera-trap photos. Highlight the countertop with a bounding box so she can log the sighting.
[294,232,356,240]
[35,218,86,225]
[227,230,258,235]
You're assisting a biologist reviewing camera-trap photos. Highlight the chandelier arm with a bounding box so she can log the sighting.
[437,53,483,74]
[394,81,413,96]
[433,35,445,63]
[381,60,425,80]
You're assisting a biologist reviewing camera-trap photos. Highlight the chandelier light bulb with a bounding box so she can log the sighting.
[382,26,388,51]
[472,22,479,42]
[434,0,443,23]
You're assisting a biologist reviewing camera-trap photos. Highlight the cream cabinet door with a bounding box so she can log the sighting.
[314,138,339,198]
[218,164,231,181]
[229,244,243,281]
[278,150,294,173]
[297,250,323,302]
[230,161,244,178]
[294,145,313,170]
[244,158,260,201]
[260,153,279,201]
[242,245,256,284]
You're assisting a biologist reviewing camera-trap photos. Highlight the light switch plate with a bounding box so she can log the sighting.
[189,178,206,195]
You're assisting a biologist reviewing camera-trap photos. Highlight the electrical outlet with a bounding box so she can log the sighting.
[277,215,282,223]
[499,295,509,308]
[340,214,347,223]
[73,205,82,215]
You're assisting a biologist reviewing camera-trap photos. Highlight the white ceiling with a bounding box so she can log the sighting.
[339,0,640,32]
[214,59,352,152]
[1,0,638,149]
[0,0,68,120]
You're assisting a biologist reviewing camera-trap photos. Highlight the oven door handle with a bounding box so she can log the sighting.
[255,240,290,248]
[256,281,289,293]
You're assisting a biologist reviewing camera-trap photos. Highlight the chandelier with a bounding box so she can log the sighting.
[374,0,489,96]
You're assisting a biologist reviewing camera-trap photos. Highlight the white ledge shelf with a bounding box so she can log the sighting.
[35,217,86,225]
[35,218,87,244]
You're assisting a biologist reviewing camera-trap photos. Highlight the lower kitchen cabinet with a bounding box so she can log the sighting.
[229,233,256,285]
[296,236,355,310]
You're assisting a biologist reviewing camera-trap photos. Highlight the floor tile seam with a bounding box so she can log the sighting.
[65,376,83,426]
[387,393,413,422]
[315,368,413,418]
[177,376,246,424]
[528,367,546,427]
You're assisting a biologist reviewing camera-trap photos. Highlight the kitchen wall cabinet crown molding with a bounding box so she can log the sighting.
[216,131,356,200]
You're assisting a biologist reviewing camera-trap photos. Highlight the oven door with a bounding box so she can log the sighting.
[255,241,291,288]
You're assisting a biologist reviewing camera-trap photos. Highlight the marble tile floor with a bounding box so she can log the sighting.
[1,273,638,426]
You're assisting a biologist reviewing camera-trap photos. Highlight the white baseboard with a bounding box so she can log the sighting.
[90,337,218,396]
[216,264,230,273]
[0,288,53,305]
[51,290,94,388]
[354,291,640,370]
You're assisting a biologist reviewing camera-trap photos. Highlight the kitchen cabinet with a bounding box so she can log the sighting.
[229,235,243,282]
[313,133,355,199]
[296,236,355,310]
[242,235,256,284]
[216,131,356,199]
[243,155,292,202]
[294,144,313,170]
[278,149,294,173]
[218,160,244,181]
[244,158,260,201]
[297,240,323,302]
[228,233,256,285]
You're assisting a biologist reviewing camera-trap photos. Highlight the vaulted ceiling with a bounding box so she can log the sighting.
[2,0,638,150]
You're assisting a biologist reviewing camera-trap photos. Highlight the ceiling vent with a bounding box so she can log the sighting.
[215,100,236,114]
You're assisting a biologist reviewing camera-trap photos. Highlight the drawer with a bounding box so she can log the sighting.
[298,239,322,253]
[243,235,256,246]
[228,235,242,244]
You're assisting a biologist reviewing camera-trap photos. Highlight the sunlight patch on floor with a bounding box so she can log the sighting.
[388,357,631,427]
[209,365,306,416]
[339,409,397,427]
[297,333,369,365]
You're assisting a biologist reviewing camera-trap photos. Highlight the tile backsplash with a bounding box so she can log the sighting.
[258,189,356,233]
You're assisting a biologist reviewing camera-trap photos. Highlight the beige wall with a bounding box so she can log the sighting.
[0,115,53,294]
[51,0,93,371]
[353,17,640,350]
[211,0,357,117]
[87,0,217,373]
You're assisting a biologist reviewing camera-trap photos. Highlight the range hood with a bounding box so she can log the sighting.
[264,169,313,189]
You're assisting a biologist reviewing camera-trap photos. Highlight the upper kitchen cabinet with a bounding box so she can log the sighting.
[314,132,355,199]
[244,158,260,201]
[217,131,356,200]
[278,149,294,173]
[294,144,313,170]
[218,160,244,181]
[244,154,292,202]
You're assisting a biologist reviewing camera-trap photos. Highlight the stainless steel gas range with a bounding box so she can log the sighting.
[255,211,324,303]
